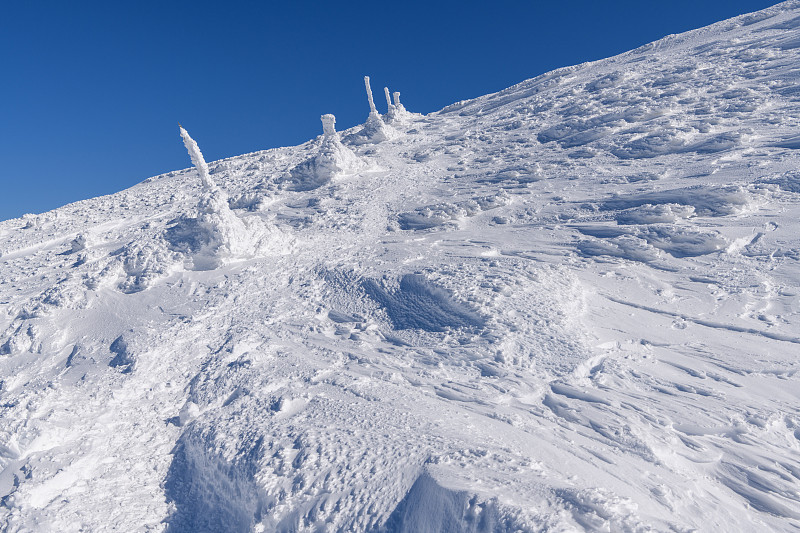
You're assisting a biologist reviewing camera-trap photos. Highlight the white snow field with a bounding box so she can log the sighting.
[2,3,800,531]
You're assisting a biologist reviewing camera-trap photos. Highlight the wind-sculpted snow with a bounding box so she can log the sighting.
[397,192,509,230]
[362,274,486,332]
[759,169,800,192]
[164,426,268,533]
[116,239,182,292]
[575,224,727,259]
[380,473,514,532]
[108,334,134,372]
[601,185,764,217]
[2,2,800,532]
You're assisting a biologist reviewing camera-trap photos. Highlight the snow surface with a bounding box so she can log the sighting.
[2,2,800,531]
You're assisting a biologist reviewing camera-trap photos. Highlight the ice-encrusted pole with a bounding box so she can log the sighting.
[391,91,408,117]
[175,124,261,269]
[384,87,393,110]
[356,76,398,142]
[321,114,336,137]
[364,76,378,116]
[179,125,216,189]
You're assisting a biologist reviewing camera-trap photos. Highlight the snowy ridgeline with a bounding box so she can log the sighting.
[2,3,800,532]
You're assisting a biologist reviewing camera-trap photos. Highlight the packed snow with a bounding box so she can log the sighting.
[2,2,800,531]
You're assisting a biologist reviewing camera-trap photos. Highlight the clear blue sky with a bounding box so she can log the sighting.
[0,0,780,221]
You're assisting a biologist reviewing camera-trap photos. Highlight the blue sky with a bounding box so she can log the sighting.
[0,0,779,221]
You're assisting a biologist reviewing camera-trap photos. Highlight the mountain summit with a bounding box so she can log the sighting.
[2,3,800,531]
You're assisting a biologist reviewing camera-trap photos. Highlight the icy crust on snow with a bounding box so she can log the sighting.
[3,2,800,532]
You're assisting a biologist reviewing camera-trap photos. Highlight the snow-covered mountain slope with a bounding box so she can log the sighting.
[2,3,800,531]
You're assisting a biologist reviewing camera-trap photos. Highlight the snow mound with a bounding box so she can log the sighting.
[285,115,368,191]
[165,188,289,271]
[381,472,515,533]
[346,112,400,145]
[577,234,663,264]
[555,487,645,533]
[640,225,727,257]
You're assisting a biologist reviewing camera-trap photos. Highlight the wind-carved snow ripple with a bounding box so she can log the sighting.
[576,225,727,260]
[611,130,746,159]
[576,185,767,263]
[554,487,645,532]
[601,185,764,217]
[524,56,770,161]
[325,259,590,376]
[397,192,509,231]
[758,169,800,193]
